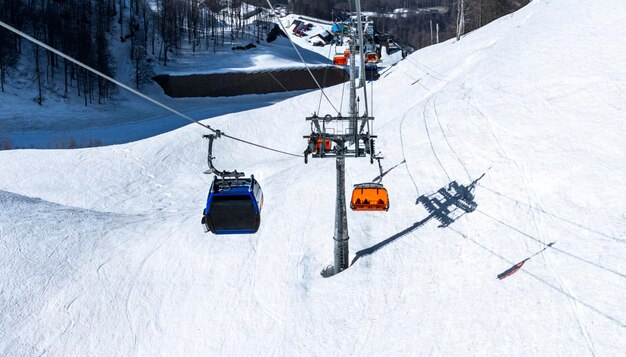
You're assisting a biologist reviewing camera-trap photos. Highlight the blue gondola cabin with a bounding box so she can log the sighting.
[202,176,263,234]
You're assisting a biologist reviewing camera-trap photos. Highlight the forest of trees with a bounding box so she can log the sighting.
[0,0,529,106]
[0,0,272,105]
[0,0,117,105]
[290,0,530,49]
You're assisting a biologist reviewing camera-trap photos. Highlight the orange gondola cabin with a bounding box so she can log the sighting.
[350,183,389,211]
[313,138,332,153]
[333,54,347,66]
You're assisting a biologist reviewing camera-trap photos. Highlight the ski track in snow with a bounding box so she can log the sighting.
[421,93,452,183]
[460,88,625,348]
[396,9,624,351]
[415,69,595,351]
[449,90,600,355]
[431,95,472,181]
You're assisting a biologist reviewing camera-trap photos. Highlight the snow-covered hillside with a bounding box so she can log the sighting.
[0,17,330,149]
[1,0,625,355]
[279,13,405,67]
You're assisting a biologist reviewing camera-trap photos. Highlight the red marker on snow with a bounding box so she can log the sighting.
[497,242,556,280]
[497,259,528,280]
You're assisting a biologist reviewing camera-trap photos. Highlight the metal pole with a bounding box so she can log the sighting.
[333,143,349,274]
[349,39,357,118]
[355,0,366,88]
[348,34,358,153]
[355,0,369,117]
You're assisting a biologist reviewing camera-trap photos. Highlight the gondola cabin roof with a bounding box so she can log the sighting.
[212,178,253,194]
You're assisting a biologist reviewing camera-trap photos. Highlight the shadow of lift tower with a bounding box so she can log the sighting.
[303,0,377,277]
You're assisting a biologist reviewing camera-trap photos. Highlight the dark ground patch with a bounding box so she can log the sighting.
[153,67,349,98]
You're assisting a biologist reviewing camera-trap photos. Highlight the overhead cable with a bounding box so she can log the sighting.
[0,19,302,158]
[265,0,340,115]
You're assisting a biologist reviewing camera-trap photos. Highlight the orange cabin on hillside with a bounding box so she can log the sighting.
[333,55,347,66]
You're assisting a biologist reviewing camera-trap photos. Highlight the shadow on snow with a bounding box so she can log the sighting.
[351,176,482,266]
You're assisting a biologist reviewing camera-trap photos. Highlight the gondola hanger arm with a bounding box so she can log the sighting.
[203,133,245,179]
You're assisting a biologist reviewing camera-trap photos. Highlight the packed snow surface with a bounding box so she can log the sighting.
[1,0,625,355]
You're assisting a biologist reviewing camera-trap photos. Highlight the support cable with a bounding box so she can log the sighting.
[399,45,626,283]
[317,43,334,113]
[477,184,625,243]
[408,75,624,280]
[0,19,302,158]
[399,111,420,196]
[232,22,291,93]
[449,227,626,328]
[339,81,346,114]
[355,0,369,116]
[395,64,435,94]
[404,56,449,82]
[265,0,340,115]
[266,70,291,93]
[370,79,374,117]
[475,208,626,279]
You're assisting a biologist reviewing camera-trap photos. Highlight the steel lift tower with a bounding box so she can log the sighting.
[304,0,377,277]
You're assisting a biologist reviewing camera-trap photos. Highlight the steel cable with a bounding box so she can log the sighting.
[0,19,302,158]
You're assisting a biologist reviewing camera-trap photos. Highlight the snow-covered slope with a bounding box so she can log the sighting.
[1,0,625,355]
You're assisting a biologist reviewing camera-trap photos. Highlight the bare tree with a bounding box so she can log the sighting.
[0,28,18,92]
[456,0,465,40]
